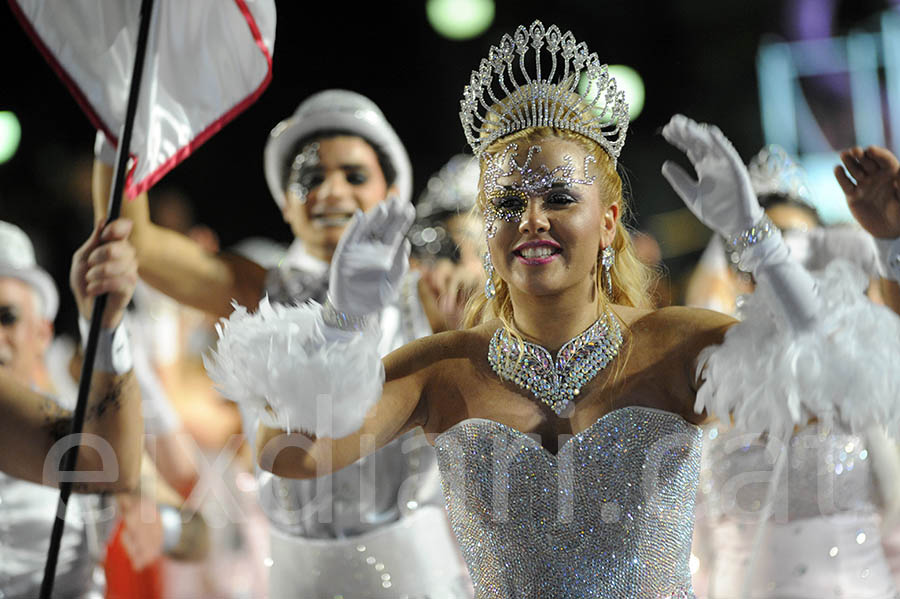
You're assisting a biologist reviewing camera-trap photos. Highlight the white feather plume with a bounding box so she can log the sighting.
[696,259,900,444]
[202,298,384,438]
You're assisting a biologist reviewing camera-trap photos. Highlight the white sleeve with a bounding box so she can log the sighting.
[131,337,181,436]
[203,297,383,438]
[792,226,881,277]
[696,259,900,442]
[874,236,900,283]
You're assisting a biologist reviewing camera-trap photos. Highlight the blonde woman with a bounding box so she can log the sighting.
[207,22,900,598]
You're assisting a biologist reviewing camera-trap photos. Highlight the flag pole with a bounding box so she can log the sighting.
[40,0,156,595]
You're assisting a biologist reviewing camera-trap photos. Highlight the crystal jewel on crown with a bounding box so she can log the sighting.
[459,20,630,163]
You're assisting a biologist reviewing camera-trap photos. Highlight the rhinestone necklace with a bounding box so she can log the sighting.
[487,311,623,416]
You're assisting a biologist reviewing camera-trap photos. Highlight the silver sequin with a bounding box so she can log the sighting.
[702,422,878,522]
[435,406,702,598]
[286,142,321,204]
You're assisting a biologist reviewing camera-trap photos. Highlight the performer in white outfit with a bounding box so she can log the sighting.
[95,90,472,598]
[686,145,900,598]
[0,219,141,598]
[206,22,900,598]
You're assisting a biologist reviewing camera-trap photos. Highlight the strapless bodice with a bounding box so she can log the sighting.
[434,406,702,598]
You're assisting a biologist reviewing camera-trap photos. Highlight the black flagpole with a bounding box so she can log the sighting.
[39,0,156,595]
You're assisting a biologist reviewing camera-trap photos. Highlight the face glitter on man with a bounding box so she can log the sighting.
[281,136,391,262]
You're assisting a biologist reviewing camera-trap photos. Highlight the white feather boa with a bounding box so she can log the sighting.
[203,298,384,438]
[696,259,900,443]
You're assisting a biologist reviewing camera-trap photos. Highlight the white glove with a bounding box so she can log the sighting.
[661,115,823,332]
[327,195,415,319]
[661,114,764,238]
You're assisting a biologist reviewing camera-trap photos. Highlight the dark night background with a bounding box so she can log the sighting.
[0,0,894,335]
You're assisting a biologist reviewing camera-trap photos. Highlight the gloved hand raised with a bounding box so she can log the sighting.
[661,114,764,238]
[327,194,415,320]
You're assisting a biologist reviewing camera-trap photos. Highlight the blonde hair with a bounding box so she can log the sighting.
[463,126,655,332]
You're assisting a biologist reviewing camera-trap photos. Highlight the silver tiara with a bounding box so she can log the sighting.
[748,145,816,210]
[459,20,629,162]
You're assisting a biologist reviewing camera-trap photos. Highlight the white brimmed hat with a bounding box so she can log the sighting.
[264,89,412,209]
[0,221,58,320]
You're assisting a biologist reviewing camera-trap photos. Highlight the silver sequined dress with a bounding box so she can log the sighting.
[435,406,702,599]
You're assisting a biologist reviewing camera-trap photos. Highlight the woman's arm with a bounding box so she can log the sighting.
[206,195,420,478]
[92,159,267,319]
[665,119,900,442]
[256,332,444,479]
[116,454,210,569]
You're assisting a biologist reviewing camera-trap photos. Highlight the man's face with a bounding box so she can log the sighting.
[0,277,51,385]
[282,136,390,262]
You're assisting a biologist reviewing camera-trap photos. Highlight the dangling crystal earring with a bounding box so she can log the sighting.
[483,250,496,299]
[601,246,615,298]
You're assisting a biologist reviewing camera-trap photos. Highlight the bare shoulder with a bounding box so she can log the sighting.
[630,305,736,335]
[383,322,494,379]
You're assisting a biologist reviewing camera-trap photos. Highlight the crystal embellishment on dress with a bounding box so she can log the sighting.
[487,310,623,415]
[459,20,629,162]
[482,142,597,237]
[434,407,702,598]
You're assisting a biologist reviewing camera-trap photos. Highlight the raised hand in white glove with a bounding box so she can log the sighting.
[661,114,764,238]
[327,194,415,319]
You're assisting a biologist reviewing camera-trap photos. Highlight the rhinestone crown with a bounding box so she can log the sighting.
[748,144,815,210]
[459,20,629,163]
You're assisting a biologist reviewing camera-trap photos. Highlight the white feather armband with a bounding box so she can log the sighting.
[696,260,900,442]
[202,298,384,438]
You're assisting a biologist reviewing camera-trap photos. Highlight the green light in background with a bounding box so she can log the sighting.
[0,112,21,164]
[578,65,646,121]
[426,0,495,41]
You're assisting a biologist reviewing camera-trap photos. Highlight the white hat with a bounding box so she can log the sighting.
[0,221,58,320]
[264,89,412,209]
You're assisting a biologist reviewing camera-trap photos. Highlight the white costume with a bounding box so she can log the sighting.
[247,90,471,598]
[688,146,900,598]
[0,222,108,599]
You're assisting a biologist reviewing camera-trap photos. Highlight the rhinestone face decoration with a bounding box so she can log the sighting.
[459,20,629,162]
[482,142,597,238]
[488,311,623,416]
[286,142,321,204]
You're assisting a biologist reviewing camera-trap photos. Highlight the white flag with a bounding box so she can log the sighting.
[10,0,276,197]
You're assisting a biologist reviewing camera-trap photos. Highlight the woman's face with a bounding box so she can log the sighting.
[484,137,618,299]
[282,135,390,262]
